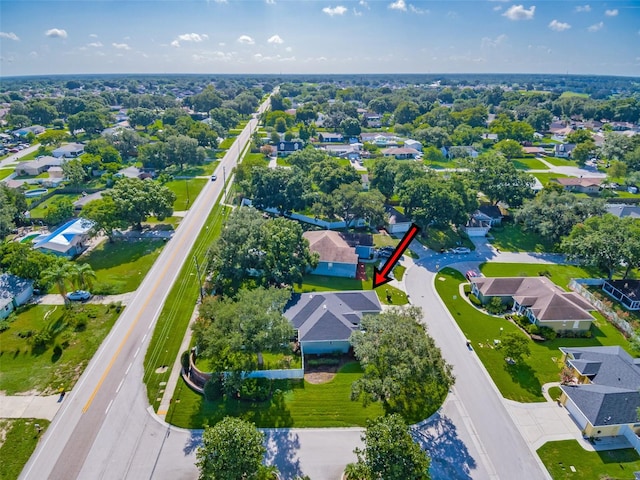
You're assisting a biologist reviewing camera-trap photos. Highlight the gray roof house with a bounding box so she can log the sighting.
[0,273,34,320]
[16,156,62,176]
[52,143,85,158]
[471,276,595,332]
[559,346,640,439]
[284,291,382,354]
[606,204,640,220]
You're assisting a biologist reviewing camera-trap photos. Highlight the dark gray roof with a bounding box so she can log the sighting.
[605,280,640,300]
[284,291,382,343]
[477,205,502,219]
[0,273,33,300]
[560,346,640,426]
[605,204,640,219]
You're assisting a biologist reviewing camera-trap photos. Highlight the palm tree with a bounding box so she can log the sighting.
[41,262,74,305]
[71,263,96,291]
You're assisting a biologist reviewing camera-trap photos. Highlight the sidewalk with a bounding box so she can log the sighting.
[32,292,133,306]
[0,394,63,420]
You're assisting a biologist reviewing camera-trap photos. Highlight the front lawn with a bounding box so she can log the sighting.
[488,223,556,253]
[164,178,207,211]
[533,172,569,186]
[512,157,549,170]
[295,263,409,306]
[28,193,80,219]
[0,168,13,180]
[435,268,633,402]
[0,303,121,395]
[166,362,384,428]
[82,239,165,294]
[0,418,50,480]
[542,156,578,167]
[417,225,474,252]
[479,263,602,291]
[537,440,640,480]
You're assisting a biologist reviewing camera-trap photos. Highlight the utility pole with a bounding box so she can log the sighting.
[185,179,190,208]
[193,255,204,302]
[222,166,226,185]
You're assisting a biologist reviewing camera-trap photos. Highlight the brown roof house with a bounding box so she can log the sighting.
[552,177,603,194]
[559,346,640,440]
[471,276,595,332]
[302,231,358,278]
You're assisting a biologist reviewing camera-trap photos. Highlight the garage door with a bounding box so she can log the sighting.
[564,397,589,430]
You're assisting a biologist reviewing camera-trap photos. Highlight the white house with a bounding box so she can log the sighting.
[403,139,423,152]
[0,273,34,319]
[33,218,95,258]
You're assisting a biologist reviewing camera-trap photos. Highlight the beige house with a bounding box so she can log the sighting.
[552,177,603,194]
[470,276,595,332]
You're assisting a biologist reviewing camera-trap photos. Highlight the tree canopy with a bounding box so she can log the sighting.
[350,307,454,422]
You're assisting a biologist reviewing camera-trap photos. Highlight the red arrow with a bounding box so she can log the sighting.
[372,223,420,288]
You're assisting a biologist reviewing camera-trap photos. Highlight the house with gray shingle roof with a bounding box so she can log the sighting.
[302,230,358,278]
[0,273,34,319]
[284,291,382,354]
[559,346,640,440]
[471,276,595,332]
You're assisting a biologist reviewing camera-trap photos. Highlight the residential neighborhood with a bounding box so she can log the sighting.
[0,69,639,480]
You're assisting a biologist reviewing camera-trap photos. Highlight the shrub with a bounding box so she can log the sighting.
[306,357,341,367]
[0,320,10,333]
[31,329,51,348]
[463,284,471,295]
[239,378,272,402]
[181,351,190,371]
[487,297,507,315]
[203,375,224,401]
[539,326,557,340]
[468,294,482,307]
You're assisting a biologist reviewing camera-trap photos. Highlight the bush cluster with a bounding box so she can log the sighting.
[468,293,482,307]
[239,378,272,402]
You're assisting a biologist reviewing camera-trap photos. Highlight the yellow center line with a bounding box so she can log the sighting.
[81,188,213,413]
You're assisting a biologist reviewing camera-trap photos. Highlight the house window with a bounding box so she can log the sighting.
[573,321,580,329]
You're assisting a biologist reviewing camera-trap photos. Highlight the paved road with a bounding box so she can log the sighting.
[19,97,272,480]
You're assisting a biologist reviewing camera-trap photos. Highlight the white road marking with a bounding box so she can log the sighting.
[141,334,147,344]
[125,363,132,375]
[133,347,140,358]
[105,400,113,415]
[116,379,124,393]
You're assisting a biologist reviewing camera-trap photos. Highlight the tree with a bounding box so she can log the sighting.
[393,101,420,125]
[341,117,361,137]
[526,109,553,132]
[70,263,96,291]
[38,130,69,147]
[600,132,631,161]
[196,417,272,480]
[128,107,156,131]
[350,307,454,421]
[62,159,88,189]
[250,167,309,214]
[354,189,387,228]
[607,160,627,180]
[310,158,360,194]
[0,243,59,288]
[196,287,294,369]
[188,85,222,113]
[26,100,58,125]
[109,177,176,229]
[0,187,18,240]
[566,130,593,145]
[572,140,596,165]
[514,190,605,245]
[500,332,531,364]
[369,157,397,200]
[494,139,523,160]
[41,262,74,305]
[82,195,127,241]
[67,111,107,135]
[561,214,640,279]
[468,153,535,207]
[347,414,430,480]
[44,197,74,226]
[165,135,206,170]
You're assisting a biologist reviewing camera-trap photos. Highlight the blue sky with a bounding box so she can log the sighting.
[1,0,639,76]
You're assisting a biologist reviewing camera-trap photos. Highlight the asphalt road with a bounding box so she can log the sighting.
[19,97,271,480]
[404,244,552,480]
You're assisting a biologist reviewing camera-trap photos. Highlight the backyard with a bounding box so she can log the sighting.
[435,267,634,402]
[81,238,165,294]
[28,193,80,219]
[0,303,121,395]
[166,362,384,429]
[537,440,640,480]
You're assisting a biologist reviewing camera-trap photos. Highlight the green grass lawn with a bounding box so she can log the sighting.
[196,351,303,372]
[533,172,569,186]
[28,193,80,219]
[143,216,181,228]
[0,168,14,180]
[17,149,50,161]
[559,91,590,99]
[164,178,207,211]
[218,137,236,150]
[81,239,165,295]
[373,233,399,248]
[0,304,121,395]
[295,263,409,306]
[479,262,602,291]
[542,156,578,167]
[435,268,633,402]
[488,223,556,253]
[547,385,562,401]
[417,226,474,252]
[0,418,50,480]
[144,204,230,410]
[537,440,640,480]
[178,162,217,177]
[276,157,291,166]
[512,157,549,170]
[166,362,384,428]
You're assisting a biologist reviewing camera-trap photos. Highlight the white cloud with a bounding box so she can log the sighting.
[30,51,38,58]
[493,5,503,11]
[588,21,604,32]
[389,0,406,11]
[171,40,180,48]
[45,28,68,38]
[267,34,284,44]
[178,33,208,42]
[237,35,255,45]
[353,7,362,15]
[112,42,131,50]
[481,33,507,48]
[502,5,535,20]
[213,0,227,3]
[359,0,369,7]
[0,32,19,41]
[266,0,275,3]
[549,19,571,31]
[322,5,347,16]
[285,46,292,52]
[605,9,618,16]
[89,33,98,38]
[87,41,103,47]
[575,5,591,12]
[409,4,427,14]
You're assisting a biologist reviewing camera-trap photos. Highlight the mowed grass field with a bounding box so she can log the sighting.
[0,418,50,480]
[166,362,384,428]
[82,239,165,295]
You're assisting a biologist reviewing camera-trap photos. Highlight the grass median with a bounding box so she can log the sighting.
[0,418,50,480]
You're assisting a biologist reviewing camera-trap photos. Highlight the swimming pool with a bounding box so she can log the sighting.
[24,188,48,198]
[20,233,40,243]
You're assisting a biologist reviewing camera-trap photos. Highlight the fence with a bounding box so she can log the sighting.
[569,278,637,340]
[622,425,640,454]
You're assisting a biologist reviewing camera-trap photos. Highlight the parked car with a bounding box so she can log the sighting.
[67,290,91,302]
[465,270,480,280]
[211,174,217,181]
[450,247,471,254]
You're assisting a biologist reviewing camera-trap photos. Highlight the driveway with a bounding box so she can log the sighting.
[32,292,133,306]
